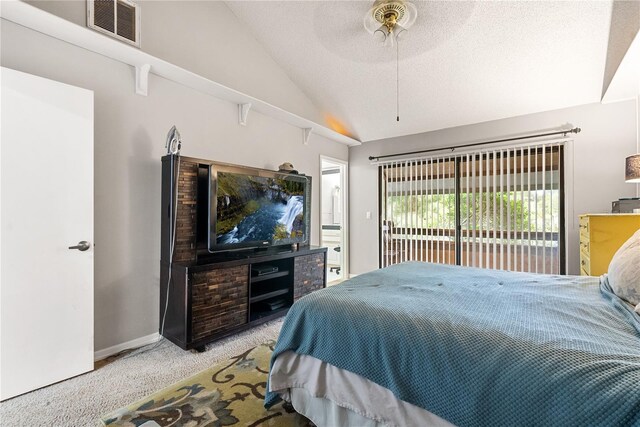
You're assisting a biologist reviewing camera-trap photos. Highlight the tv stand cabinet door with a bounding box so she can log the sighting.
[190,265,249,342]
[293,253,326,301]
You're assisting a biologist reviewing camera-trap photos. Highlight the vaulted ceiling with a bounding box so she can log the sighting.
[226,1,613,143]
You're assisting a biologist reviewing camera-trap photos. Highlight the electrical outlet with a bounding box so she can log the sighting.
[366,211,371,220]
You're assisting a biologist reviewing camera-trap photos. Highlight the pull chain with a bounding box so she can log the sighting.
[396,37,400,122]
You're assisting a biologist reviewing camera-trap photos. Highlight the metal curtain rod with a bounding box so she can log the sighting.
[368,127,581,161]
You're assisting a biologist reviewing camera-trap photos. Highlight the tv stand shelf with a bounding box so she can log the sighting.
[250,288,288,303]
[250,306,289,323]
[251,270,290,283]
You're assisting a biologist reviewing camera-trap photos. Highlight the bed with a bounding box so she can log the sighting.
[264,262,640,427]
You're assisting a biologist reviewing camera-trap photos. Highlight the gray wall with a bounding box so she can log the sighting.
[350,100,639,275]
[25,0,324,124]
[602,1,640,98]
[1,3,347,353]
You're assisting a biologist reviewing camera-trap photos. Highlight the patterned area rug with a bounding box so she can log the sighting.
[101,341,312,426]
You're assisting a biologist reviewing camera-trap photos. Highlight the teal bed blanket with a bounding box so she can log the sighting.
[265,262,640,426]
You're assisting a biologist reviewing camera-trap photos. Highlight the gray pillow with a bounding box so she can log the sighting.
[607,228,640,306]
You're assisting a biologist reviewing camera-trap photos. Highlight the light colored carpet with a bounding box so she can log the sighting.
[0,320,283,427]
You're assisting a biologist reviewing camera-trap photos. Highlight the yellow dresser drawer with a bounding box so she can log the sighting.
[579,216,590,240]
[579,251,590,276]
[579,239,589,255]
[578,214,640,276]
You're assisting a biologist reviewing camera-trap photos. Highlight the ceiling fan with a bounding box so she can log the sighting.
[364,0,418,47]
[363,0,418,121]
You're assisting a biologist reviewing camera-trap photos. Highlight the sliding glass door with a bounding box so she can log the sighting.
[379,143,564,274]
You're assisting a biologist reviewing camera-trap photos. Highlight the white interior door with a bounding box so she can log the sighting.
[0,67,94,400]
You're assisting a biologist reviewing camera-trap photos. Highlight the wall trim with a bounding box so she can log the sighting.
[94,332,160,361]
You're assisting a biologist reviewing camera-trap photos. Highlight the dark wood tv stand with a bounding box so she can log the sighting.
[160,155,327,351]
[160,246,326,351]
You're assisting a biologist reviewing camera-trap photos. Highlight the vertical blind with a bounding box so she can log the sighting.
[379,142,564,274]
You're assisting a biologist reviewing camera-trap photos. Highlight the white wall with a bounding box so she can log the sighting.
[321,171,341,225]
[25,0,324,125]
[1,6,347,353]
[349,100,638,275]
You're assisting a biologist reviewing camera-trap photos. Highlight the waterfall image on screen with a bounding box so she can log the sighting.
[216,172,306,245]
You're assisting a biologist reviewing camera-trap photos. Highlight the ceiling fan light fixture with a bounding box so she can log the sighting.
[363,0,418,122]
[394,24,407,40]
[364,0,417,35]
[373,24,407,47]
[373,25,389,45]
[398,2,417,29]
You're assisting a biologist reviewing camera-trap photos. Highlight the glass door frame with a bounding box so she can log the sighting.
[378,145,566,274]
[320,155,349,281]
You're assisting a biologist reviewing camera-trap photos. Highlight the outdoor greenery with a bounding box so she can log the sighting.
[382,157,562,272]
[386,190,559,233]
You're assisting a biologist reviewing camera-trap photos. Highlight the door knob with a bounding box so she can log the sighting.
[68,241,91,251]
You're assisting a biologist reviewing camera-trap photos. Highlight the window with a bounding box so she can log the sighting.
[379,143,564,274]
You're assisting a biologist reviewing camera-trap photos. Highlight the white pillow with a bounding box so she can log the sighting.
[607,228,640,306]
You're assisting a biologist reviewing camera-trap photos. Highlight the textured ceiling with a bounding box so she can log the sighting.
[226,1,613,142]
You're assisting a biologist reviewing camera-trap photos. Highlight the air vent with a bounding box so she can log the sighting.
[87,0,140,47]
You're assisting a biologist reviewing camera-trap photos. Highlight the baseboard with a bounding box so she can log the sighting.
[349,273,359,278]
[94,332,160,362]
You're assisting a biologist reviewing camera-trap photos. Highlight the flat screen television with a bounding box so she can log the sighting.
[208,163,311,253]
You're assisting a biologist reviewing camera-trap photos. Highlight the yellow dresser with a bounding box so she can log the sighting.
[579,214,640,276]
